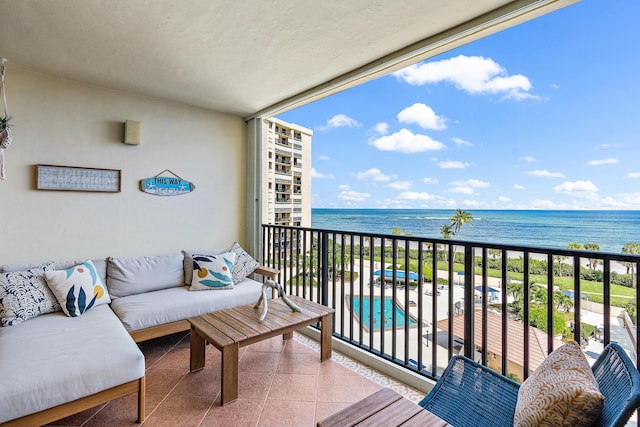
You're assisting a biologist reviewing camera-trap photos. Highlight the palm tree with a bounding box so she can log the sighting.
[584,242,601,270]
[567,242,583,251]
[450,209,473,235]
[440,224,454,239]
[621,243,640,287]
[555,290,574,313]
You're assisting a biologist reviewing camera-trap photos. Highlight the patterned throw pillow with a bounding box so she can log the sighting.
[190,252,236,290]
[45,260,111,317]
[513,341,604,427]
[227,242,260,284]
[0,262,60,326]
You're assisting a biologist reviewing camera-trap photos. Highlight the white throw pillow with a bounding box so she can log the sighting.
[227,242,260,284]
[190,253,236,290]
[45,260,111,317]
[0,262,60,326]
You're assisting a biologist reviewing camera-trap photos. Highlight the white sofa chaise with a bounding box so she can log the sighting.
[0,245,277,426]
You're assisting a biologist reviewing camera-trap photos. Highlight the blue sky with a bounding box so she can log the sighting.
[277,0,640,210]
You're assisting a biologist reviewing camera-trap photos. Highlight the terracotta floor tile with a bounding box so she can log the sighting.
[277,352,321,375]
[284,340,319,355]
[48,403,107,426]
[317,359,361,377]
[257,400,316,427]
[41,331,429,427]
[144,367,187,395]
[140,393,213,427]
[171,367,222,397]
[239,350,281,373]
[316,374,367,403]
[267,374,317,402]
[200,398,264,427]
[238,372,273,400]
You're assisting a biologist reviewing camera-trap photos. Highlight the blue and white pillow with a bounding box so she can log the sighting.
[0,262,60,326]
[190,252,236,290]
[45,260,111,317]
[227,242,260,284]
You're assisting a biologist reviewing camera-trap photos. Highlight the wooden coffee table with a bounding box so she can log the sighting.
[187,295,335,405]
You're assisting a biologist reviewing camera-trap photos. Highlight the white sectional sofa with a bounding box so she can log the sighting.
[0,245,276,426]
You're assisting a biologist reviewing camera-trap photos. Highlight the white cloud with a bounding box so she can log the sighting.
[317,114,360,131]
[318,155,331,161]
[369,129,445,153]
[423,177,439,184]
[528,170,564,178]
[462,199,483,208]
[451,137,473,147]
[520,156,537,162]
[450,179,490,188]
[587,158,619,166]
[338,184,350,190]
[372,122,389,135]
[450,186,474,195]
[393,54,537,100]
[311,168,334,179]
[531,199,555,209]
[398,191,434,201]
[439,160,470,169]
[356,168,394,182]
[338,188,371,202]
[627,172,640,179]
[514,184,524,189]
[553,180,598,194]
[498,196,511,202]
[397,103,447,130]
[386,181,412,190]
[594,143,624,150]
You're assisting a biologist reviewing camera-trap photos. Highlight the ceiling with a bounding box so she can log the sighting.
[0,0,578,118]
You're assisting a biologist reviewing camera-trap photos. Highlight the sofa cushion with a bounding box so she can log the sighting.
[107,252,184,298]
[1,259,107,285]
[190,253,236,290]
[0,262,60,327]
[513,341,604,427]
[0,305,144,423]
[183,248,226,285]
[110,278,262,332]
[45,261,111,317]
[227,242,260,284]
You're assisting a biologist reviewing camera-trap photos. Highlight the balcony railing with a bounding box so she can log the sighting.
[262,224,640,383]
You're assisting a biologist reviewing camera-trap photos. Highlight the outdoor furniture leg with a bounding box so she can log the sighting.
[320,313,332,361]
[221,343,239,405]
[189,326,206,371]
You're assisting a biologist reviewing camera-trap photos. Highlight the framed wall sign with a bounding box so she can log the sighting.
[36,164,121,192]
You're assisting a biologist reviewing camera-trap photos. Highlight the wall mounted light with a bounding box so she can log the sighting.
[124,120,141,145]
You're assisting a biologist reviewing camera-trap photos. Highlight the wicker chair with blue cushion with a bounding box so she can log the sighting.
[418,342,640,427]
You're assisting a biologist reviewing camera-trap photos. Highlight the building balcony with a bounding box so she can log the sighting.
[38,224,640,426]
[261,224,640,398]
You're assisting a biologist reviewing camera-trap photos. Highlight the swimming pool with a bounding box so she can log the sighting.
[351,296,417,331]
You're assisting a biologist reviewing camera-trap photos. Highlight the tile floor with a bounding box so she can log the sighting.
[48,331,424,427]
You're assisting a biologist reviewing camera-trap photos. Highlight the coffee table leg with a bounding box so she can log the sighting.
[221,343,239,405]
[320,313,332,361]
[190,326,206,371]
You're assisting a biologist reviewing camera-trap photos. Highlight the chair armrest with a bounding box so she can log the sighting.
[254,265,279,281]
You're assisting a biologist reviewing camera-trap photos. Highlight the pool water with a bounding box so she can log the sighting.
[351,296,416,330]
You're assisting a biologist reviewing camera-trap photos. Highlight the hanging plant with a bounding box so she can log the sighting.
[0,58,11,180]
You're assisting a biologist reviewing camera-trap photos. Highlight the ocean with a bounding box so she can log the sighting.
[311,209,640,254]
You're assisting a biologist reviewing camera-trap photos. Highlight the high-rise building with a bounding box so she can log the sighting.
[261,118,312,228]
